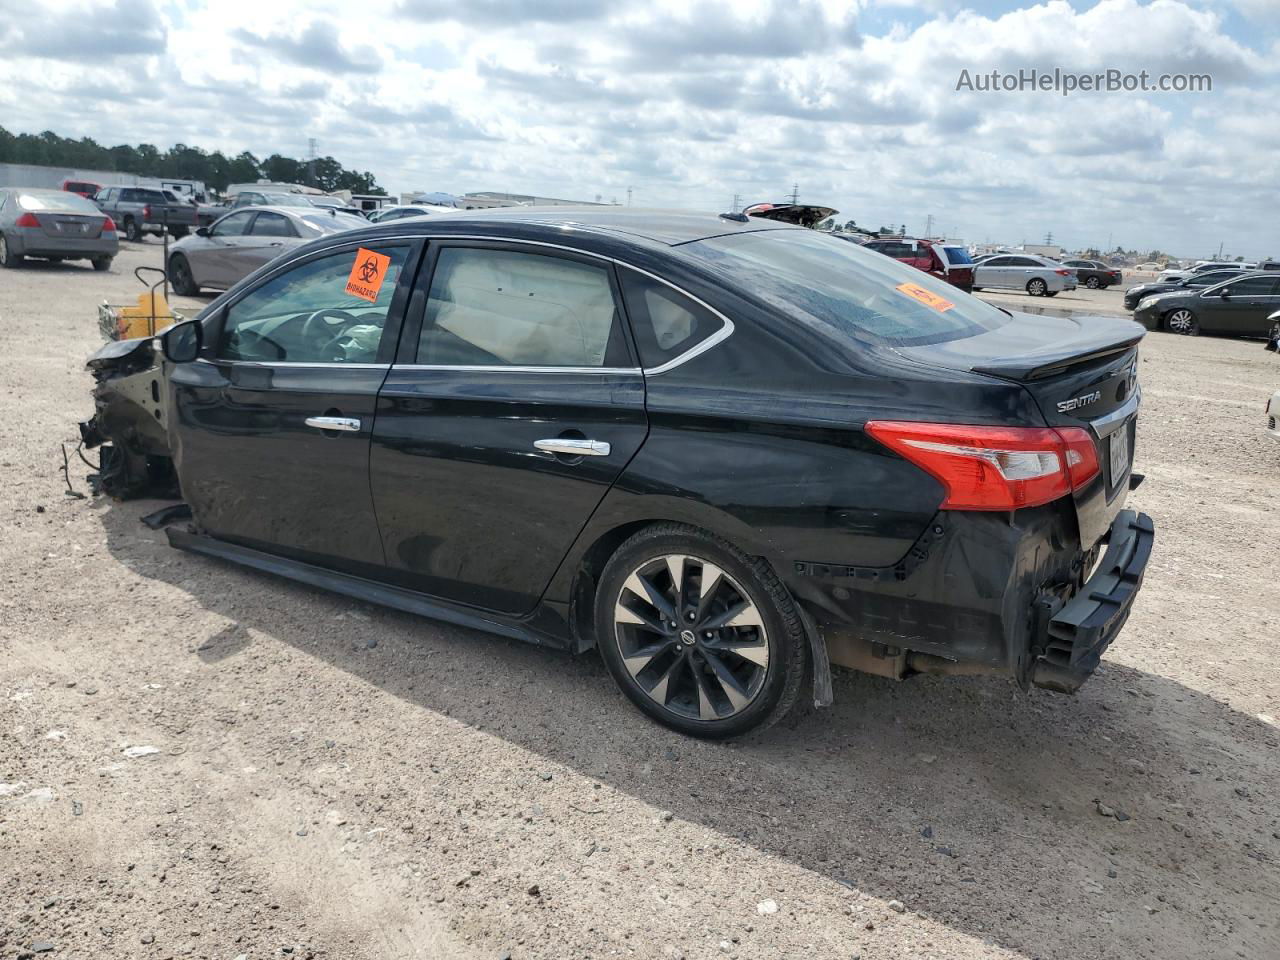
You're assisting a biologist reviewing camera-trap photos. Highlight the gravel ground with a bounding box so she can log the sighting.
[2,242,1278,960]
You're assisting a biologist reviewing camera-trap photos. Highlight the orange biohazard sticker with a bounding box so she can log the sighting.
[895,281,954,313]
[345,248,391,302]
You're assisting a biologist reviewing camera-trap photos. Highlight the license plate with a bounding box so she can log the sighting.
[1109,420,1132,481]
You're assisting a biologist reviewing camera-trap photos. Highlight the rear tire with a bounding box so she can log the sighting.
[594,524,805,739]
[91,257,112,272]
[124,218,143,242]
[1166,308,1199,335]
[168,254,199,296]
[1026,278,1048,296]
[1085,276,1101,289]
[0,233,21,268]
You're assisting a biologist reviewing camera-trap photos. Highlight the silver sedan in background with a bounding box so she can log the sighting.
[0,188,119,270]
[972,253,1078,297]
[166,206,368,295]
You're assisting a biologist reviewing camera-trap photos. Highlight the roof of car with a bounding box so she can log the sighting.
[351,206,800,247]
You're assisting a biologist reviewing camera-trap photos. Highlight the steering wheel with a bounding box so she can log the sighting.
[300,308,362,359]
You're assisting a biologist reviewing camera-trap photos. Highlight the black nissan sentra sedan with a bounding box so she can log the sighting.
[116,207,1154,738]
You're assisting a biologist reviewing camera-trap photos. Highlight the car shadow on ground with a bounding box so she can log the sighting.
[95,498,1279,960]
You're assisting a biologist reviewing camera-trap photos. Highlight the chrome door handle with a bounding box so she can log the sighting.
[305,416,361,432]
[534,438,610,457]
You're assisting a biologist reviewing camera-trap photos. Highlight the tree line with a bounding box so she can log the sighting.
[0,127,385,196]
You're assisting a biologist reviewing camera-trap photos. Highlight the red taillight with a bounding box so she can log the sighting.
[1055,269,1071,276]
[14,212,38,227]
[142,204,151,220]
[102,217,116,233]
[865,421,1100,511]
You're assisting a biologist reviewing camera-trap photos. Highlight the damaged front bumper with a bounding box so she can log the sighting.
[78,337,177,499]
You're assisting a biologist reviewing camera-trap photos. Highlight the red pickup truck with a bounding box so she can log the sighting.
[861,237,976,293]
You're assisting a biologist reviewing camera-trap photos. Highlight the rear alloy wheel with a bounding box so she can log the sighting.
[1166,308,1199,335]
[125,218,143,242]
[1085,276,1101,289]
[595,525,804,738]
[1026,278,1048,296]
[168,254,199,295]
[0,233,20,267]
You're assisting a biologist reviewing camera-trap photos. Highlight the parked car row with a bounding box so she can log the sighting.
[858,242,1107,298]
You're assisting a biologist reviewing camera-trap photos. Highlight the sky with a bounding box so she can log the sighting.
[0,0,1275,258]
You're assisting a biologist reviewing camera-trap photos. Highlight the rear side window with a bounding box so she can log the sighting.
[1223,276,1280,296]
[417,247,627,368]
[619,270,723,369]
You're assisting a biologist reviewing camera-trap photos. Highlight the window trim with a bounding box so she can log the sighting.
[199,232,735,376]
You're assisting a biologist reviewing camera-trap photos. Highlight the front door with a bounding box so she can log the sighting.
[196,210,257,289]
[1198,275,1280,335]
[370,240,649,615]
[170,238,420,575]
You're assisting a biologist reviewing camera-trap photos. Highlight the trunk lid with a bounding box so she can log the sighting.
[895,311,1145,546]
[34,212,105,239]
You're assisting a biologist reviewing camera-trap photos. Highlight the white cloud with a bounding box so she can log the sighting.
[0,0,1275,256]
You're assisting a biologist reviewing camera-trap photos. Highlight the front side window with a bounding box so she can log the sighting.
[417,247,625,367]
[619,271,723,369]
[217,245,409,363]
[683,229,1010,347]
[211,211,254,237]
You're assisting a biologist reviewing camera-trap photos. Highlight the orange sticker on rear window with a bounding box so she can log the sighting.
[896,281,954,313]
[345,248,391,302]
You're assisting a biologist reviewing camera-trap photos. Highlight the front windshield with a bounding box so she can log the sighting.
[681,229,1011,347]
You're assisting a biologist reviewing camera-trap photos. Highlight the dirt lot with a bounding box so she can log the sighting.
[2,241,1277,960]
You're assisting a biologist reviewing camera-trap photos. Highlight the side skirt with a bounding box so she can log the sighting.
[167,529,571,651]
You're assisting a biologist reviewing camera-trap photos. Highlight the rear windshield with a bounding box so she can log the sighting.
[941,246,973,265]
[17,191,100,213]
[261,193,314,207]
[297,212,369,235]
[682,229,1010,347]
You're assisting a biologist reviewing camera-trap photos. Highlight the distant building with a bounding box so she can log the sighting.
[1020,243,1063,258]
[456,191,610,209]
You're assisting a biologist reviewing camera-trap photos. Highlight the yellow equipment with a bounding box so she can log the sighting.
[97,267,183,341]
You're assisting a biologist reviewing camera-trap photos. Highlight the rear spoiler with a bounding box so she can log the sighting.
[972,333,1144,381]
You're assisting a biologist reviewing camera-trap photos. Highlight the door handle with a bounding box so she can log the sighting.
[305,416,361,432]
[534,438,610,457]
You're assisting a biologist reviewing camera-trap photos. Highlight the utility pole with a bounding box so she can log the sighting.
[626,186,632,207]
[307,137,318,187]
[732,193,742,213]
[925,214,934,238]
[789,183,799,205]
[1045,230,1054,246]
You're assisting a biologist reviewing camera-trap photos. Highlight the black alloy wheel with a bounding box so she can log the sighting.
[595,525,805,738]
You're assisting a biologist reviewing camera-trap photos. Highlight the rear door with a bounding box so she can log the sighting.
[236,211,301,272]
[976,255,1013,288]
[170,238,419,574]
[1199,275,1280,335]
[369,240,648,614]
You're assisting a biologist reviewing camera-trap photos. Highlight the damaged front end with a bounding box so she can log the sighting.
[79,337,178,499]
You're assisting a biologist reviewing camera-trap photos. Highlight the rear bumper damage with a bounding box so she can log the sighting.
[796,504,1155,694]
[1033,510,1154,692]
